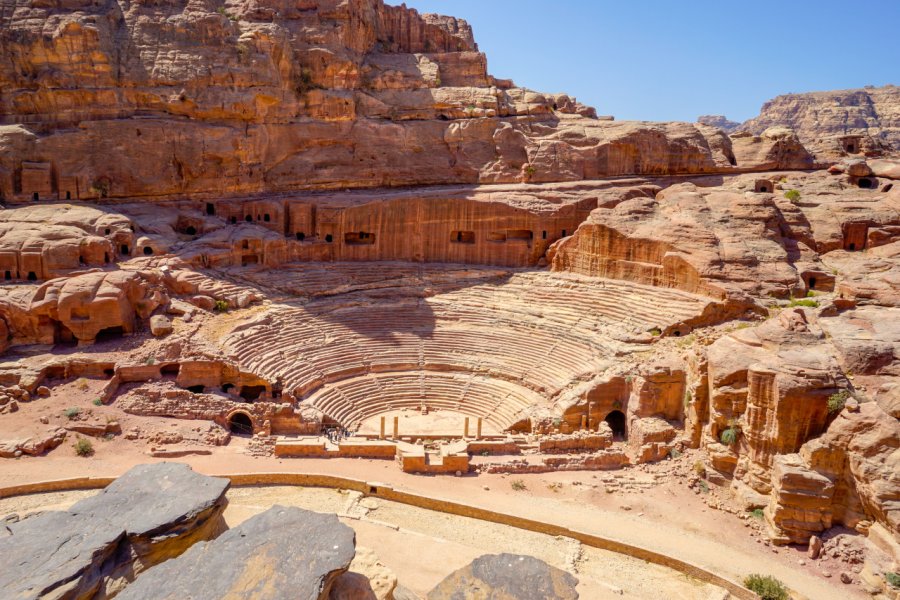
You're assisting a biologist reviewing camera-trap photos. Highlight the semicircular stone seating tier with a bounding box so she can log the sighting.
[221,264,714,431]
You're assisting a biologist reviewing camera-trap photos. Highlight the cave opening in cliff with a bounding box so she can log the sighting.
[160,364,180,377]
[121,245,130,255]
[78,256,85,265]
[4,271,10,280]
[228,412,253,435]
[186,385,205,393]
[605,410,626,439]
[264,214,271,222]
[561,229,567,237]
[239,385,265,401]
[206,203,215,216]
[104,253,109,263]
[143,246,153,255]
[65,191,71,200]
[325,234,333,243]
[451,230,475,244]
[858,178,873,189]
[27,271,36,281]
[507,229,534,241]
[222,383,235,393]
[849,243,856,251]
[542,230,547,240]
[32,192,38,201]
[296,232,306,241]
[230,217,237,224]
[95,326,125,343]
[808,277,817,290]
[345,231,376,245]
[185,226,196,236]
[54,322,77,346]
[245,215,252,222]
[846,143,857,153]
[884,183,894,193]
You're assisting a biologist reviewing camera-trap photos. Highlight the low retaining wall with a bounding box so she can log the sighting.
[0,472,756,600]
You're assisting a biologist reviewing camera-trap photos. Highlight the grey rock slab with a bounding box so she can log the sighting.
[427,553,579,600]
[0,511,124,600]
[0,463,230,600]
[69,462,229,541]
[117,505,356,600]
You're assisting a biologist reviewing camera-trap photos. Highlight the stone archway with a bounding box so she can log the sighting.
[228,411,254,436]
[604,410,627,440]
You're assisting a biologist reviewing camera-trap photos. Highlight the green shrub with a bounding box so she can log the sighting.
[788,298,818,308]
[683,389,692,407]
[510,479,527,491]
[720,425,740,446]
[92,398,102,406]
[669,448,682,459]
[885,572,900,589]
[693,460,706,477]
[828,390,850,414]
[144,356,155,365]
[743,574,789,600]
[750,508,765,519]
[73,438,94,457]
[214,300,229,313]
[63,407,81,420]
[648,327,662,336]
[698,480,709,493]
[784,189,801,203]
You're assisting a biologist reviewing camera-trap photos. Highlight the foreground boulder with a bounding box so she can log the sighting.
[427,553,579,600]
[118,506,355,600]
[0,463,229,599]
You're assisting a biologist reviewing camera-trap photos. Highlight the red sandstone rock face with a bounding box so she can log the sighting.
[740,85,900,158]
[0,0,815,202]
[551,171,900,306]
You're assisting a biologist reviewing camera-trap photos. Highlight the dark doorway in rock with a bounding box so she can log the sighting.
[143,246,153,255]
[230,216,237,224]
[186,385,205,393]
[54,322,77,346]
[808,277,817,290]
[222,383,235,394]
[228,412,253,435]
[27,271,37,281]
[245,214,252,222]
[542,230,547,240]
[325,234,333,243]
[206,202,215,216]
[858,178,873,189]
[884,183,894,193]
[849,242,856,251]
[759,186,768,192]
[185,226,196,236]
[121,245,130,255]
[65,191,71,200]
[847,144,856,153]
[263,214,270,222]
[4,271,10,280]
[32,192,38,201]
[296,232,305,241]
[240,385,265,401]
[95,326,125,343]
[605,410,626,439]
[561,229,567,237]
[160,364,180,377]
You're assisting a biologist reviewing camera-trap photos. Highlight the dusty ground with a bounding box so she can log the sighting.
[0,402,863,600]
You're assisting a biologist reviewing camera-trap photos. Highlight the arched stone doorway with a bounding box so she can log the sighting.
[228,411,254,436]
[604,410,626,440]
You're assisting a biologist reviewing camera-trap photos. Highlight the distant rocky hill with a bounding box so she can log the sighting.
[697,115,741,133]
[740,85,900,152]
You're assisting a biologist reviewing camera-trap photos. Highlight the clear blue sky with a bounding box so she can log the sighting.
[403,1,899,123]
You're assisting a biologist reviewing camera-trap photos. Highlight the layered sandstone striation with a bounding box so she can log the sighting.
[0,0,819,204]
